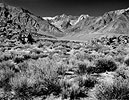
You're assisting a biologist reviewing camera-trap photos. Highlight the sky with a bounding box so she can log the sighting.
[1,0,129,17]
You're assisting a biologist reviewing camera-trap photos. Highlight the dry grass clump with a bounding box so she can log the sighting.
[57,63,68,75]
[9,58,62,99]
[116,64,129,79]
[114,54,125,64]
[60,78,87,100]
[60,74,98,100]
[93,76,129,100]
[0,61,15,91]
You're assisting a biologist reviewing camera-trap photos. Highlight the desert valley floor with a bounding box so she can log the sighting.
[1,3,129,100]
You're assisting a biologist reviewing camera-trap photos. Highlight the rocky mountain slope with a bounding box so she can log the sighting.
[0,3,129,42]
[43,8,129,41]
[43,14,89,32]
[0,3,65,44]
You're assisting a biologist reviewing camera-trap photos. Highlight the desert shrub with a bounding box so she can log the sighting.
[28,58,58,78]
[10,69,60,99]
[77,61,90,74]
[0,48,5,52]
[74,51,85,61]
[57,64,67,75]
[93,44,103,52]
[9,58,62,99]
[69,57,77,66]
[116,45,127,55]
[0,88,5,99]
[17,62,28,72]
[37,42,44,48]
[78,75,97,88]
[116,64,129,79]
[84,53,94,62]
[67,75,98,99]
[69,86,87,100]
[30,48,42,54]
[27,58,62,95]
[23,54,31,60]
[75,60,97,74]
[13,55,24,63]
[61,74,97,99]
[0,52,12,62]
[0,61,15,91]
[61,79,87,99]
[77,62,87,74]
[38,53,48,58]
[124,55,129,66]
[94,76,129,100]
[10,72,36,99]
[44,41,53,47]
[114,54,124,64]
[85,66,97,74]
[74,51,93,61]
[23,44,33,49]
[52,53,61,62]
[94,58,117,73]
[60,80,71,99]
[30,53,39,60]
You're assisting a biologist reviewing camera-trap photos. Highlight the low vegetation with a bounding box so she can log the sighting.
[0,35,129,99]
[94,77,129,100]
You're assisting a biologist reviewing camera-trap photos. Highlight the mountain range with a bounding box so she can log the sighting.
[0,3,129,42]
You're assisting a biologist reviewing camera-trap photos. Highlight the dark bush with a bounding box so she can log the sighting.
[69,87,88,100]
[61,80,87,100]
[95,58,117,73]
[13,55,24,63]
[79,75,97,88]
[75,58,117,75]
[85,66,96,74]
[77,62,88,74]
[23,54,31,60]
